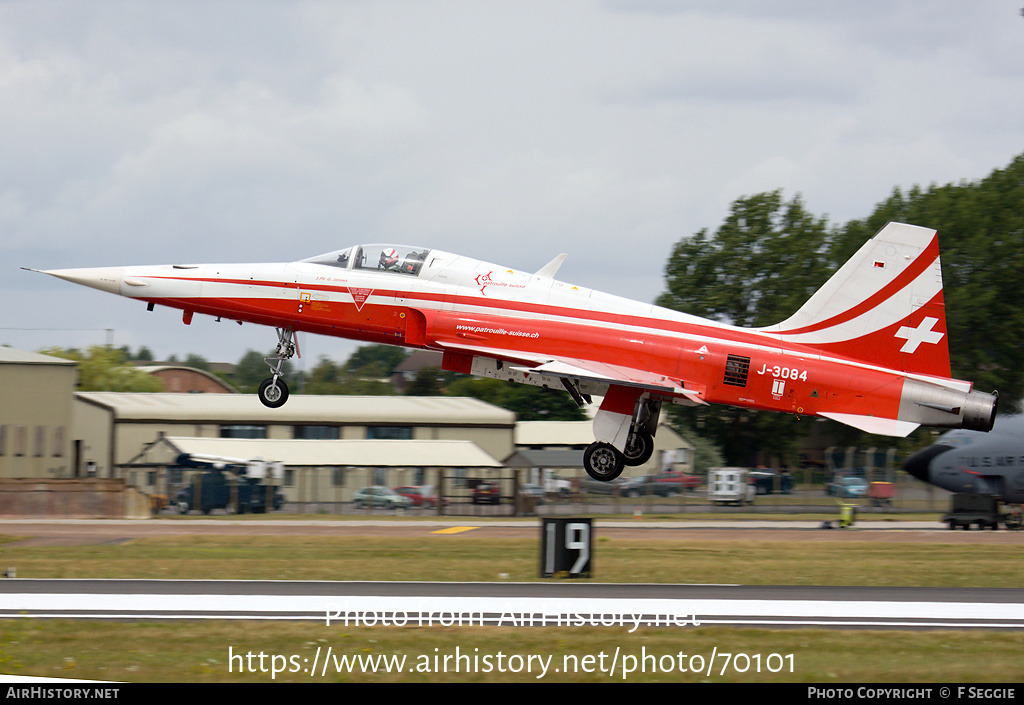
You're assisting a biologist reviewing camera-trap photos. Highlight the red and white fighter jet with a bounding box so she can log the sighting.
[30,221,997,481]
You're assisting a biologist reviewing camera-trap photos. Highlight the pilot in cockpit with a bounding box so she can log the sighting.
[379,247,401,271]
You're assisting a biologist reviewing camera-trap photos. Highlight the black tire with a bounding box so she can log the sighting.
[622,430,655,467]
[258,377,289,408]
[584,442,625,481]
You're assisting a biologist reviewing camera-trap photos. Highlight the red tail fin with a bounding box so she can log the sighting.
[764,222,951,378]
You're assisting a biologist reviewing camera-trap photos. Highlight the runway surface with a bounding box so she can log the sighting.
[2,579,1023,630]
[2,519,1023,630]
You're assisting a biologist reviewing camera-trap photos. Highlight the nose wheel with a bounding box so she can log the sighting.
[258,327,297,409]
[258,377,289,408]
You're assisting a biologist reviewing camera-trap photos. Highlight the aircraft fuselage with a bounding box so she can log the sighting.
[34,225,999,481]
[91,257,914,425]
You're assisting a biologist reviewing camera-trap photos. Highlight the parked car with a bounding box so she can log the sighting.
[748,469,793,495]
[353,486,412,509]
[827,476,869,498]
[543,476,572,496]
[393,485,444,508]
[472,481,501,505]
[578,477,636,496]
[619,475,653,497]
[749,469,777,494]
[651,470,701,495]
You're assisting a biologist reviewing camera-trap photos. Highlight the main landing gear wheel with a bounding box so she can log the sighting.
[622,429,654,467]
[258,377,289,408]
[584,442,625,482]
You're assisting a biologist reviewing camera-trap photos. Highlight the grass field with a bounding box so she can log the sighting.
[1,526,1022,682]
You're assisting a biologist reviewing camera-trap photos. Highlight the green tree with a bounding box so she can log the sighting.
[231,349,295,394]
[685,432,726,477]
[344,344,408,378]
[445,376,586,420]
[657,153,1024,463]
[303,356,345,394]
[834,154,1024,405]
[657,191,834,465]
[302,354,396,395]
[404,367,444,396]
[657,190,833,327]
[183,353,211,371]
[40,346,164,392]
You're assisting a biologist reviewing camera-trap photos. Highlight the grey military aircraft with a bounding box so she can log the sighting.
[903,415,1024,502]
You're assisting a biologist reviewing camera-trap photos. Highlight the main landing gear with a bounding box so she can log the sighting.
[257,328,296,409]
[582,397,659,482]
[583,442,625,481]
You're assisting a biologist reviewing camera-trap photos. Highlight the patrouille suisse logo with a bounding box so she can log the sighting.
[474,270,525,296]
[350,287,373,311]
[474,271,495,295]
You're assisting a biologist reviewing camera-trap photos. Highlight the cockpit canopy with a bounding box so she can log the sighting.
[302,244,432,277]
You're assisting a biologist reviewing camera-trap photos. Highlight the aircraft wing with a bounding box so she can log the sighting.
[435,341,707,405]
[515,359,706,402]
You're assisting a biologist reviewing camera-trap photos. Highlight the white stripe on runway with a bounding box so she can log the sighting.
[3,593,1023,628]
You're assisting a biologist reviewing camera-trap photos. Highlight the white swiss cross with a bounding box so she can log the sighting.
[895,316,944,353]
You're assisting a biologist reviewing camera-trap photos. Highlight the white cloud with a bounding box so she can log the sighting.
[2,0,1022,361]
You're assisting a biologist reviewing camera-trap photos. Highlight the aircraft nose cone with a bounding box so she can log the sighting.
[41,267,125,295]
[902,444,953,482]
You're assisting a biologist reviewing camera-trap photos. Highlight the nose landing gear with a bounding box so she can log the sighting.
[257,328,297,409]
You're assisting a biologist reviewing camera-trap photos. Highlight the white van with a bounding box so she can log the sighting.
[708,467,756,506]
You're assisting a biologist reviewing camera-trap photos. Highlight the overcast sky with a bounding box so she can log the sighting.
[3,1,1023,368]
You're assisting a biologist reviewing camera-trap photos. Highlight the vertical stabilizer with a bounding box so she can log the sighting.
[763,222,951,378]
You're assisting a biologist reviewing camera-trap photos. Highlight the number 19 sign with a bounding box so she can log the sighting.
[541,518,592,578]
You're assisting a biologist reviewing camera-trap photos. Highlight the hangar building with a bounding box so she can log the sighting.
[0,348,77,479]
[74,392,516,505]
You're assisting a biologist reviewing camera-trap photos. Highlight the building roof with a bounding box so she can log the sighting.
[75,392,516,425]
[515,420,599,446]
[506,448,584,468]
[155,436,504,468]
[0,346,78,366]
[515,419,695,449]
[133,365,239,393]
[393,349,444,373]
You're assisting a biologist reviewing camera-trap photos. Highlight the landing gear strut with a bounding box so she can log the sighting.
[622,428,654,467]
[257,328,296,409]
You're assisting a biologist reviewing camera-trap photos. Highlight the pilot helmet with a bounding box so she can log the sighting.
[380,247,399,269]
